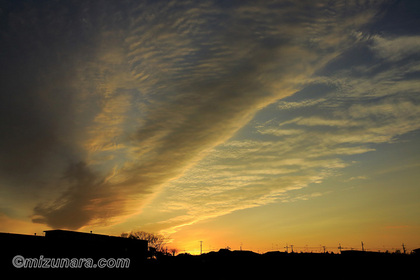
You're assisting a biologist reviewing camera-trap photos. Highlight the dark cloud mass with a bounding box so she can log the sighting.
[0,0,408,229]
[0,0,128,227]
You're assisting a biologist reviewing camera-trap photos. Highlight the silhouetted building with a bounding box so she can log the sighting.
[0,229,148,269]
[43,230,148,259]
[412,248,420,255]
[0,232,45,258]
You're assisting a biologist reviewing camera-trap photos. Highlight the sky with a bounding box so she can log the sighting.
[1,0,419,254]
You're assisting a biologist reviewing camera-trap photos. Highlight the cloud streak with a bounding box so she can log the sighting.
[1,0,417,231]
[121,3,420,235]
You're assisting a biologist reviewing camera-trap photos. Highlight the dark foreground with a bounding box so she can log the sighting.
[3,249,419,278]
[1,231,418,278]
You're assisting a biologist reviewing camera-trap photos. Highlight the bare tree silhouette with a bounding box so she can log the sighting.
[169,248,178,256]
[121,231,168,252]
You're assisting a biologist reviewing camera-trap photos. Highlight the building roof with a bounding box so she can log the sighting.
[44,229,147,244]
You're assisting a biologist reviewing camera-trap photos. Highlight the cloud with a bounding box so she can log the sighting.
[144,95,420,236]
[371,35,420,62]
[127,6,420,236]
[294,117,360,128]
[32,162,113,229]
[277,98,327,110]
[0,0,399,230]
[272,98,420,146]
[347,176,368,182]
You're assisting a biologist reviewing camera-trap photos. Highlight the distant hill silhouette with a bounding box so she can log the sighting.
[155,248,419,279]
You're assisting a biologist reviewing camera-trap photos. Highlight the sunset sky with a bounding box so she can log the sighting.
[1,0,419,254]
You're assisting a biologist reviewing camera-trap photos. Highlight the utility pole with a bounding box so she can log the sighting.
[338,243,342,253]
[290,244,294,253]
[284,244,289,253]
[200,241,203,255]
[361,241,365,252]
[402,243,406,254]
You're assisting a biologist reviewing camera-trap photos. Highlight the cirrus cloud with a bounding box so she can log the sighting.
[1,0,416,231]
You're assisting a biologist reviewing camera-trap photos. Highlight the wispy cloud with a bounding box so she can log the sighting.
[124,3,420,236]
[147,94,420,235]
[1,0,418,232]
[371,35,420,62]
[277,98,327,110]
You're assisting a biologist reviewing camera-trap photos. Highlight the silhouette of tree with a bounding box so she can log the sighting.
[121,231,168,252]
[169,248,178,256]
